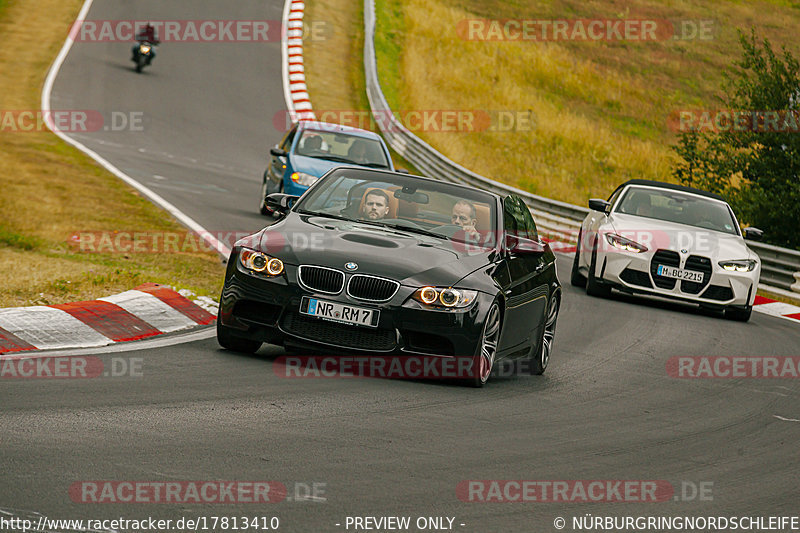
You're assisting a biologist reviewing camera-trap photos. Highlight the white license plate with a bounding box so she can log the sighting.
[300,297,379,328]
[657,265,704,283]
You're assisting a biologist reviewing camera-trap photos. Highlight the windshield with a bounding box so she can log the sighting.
[294,129,390,168]
[614,186,739,235]
[295,168,497,243]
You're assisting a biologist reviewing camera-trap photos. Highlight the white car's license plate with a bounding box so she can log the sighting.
[657,265,704,283]
[300,297,379,328]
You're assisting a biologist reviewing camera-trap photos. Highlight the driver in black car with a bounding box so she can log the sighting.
[360,190,391,221]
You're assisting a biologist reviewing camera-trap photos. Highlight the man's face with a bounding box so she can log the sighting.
[363,194,389,220]
[451,204,477,230]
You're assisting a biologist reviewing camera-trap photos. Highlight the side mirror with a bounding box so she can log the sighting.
[396,168,410,174]
[743,227,764,241]
[588,198,611,213]
[270,147,288,158]
[505,234,545,255]
[265,193,299,215]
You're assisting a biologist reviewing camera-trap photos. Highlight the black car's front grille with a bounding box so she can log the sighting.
[620,268,653,288]
[232,300,281,326]
[651,249,680,289]
[680,255,712,294]
[281,310,396,351]
[347,275,400,302]
[298,266,345,294]
[703,285,734,301]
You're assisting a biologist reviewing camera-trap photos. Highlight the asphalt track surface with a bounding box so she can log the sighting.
[3,0,800,531]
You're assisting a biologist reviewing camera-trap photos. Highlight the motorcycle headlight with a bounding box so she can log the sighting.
[239,248,284,276]
[290,172,319,186]
[140,45,151,53]
[412,287,478,309]
[606,233,648,253]
[719,260,757,272]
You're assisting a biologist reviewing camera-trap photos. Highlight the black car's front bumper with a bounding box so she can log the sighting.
[218,264,493,358]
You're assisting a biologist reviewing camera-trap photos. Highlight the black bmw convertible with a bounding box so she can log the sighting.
[217,167,561,386]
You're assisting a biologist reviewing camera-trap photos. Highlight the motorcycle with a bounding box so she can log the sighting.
[132,41,154,73]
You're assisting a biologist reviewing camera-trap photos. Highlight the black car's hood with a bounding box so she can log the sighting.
[254,214,497,287]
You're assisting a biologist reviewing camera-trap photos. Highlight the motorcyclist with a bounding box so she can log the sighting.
[132,22,159,65]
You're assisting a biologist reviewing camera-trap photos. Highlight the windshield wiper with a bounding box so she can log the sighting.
[295,209,354,223]
[375,223,447,239]
[305,155,353,163]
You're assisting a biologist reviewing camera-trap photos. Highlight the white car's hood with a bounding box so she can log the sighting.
[605,213,757,262]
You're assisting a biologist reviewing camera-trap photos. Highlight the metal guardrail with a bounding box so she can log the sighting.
[362,0,800,295]
[747,241,800,292]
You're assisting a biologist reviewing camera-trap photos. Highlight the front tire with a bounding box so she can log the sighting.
[217,320,262,353]
[529,292,559,375]
[468,301,501,388]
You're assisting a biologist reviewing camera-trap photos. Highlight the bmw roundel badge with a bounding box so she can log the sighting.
[345,262,358,271]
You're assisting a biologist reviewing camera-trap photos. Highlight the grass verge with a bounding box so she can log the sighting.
[372,0,800,205]
[0,0,225,308]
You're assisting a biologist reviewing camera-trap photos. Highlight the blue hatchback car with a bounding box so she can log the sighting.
[260,121,395,215]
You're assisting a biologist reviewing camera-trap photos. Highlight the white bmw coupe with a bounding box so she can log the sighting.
[572,179,763,321]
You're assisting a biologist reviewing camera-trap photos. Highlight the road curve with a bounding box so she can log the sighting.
[3,0,800,531]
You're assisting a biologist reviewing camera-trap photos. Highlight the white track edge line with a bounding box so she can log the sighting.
[41,0,231,259]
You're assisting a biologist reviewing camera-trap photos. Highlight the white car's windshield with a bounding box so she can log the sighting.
[615,187,739,235]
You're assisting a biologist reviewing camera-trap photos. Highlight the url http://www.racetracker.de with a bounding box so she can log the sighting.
[0,515,281,532]
[559,515,799,531]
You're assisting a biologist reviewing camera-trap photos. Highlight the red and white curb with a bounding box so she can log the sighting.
[282,0,316,121]
[751,295,800,323]
[0,284,216,355]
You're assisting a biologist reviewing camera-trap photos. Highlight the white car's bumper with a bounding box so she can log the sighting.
[597,249,758,307]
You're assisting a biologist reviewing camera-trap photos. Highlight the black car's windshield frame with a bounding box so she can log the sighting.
[294,168,499,242]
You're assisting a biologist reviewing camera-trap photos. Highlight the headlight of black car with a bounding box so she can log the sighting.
[239,248,284,276]
[412,287,478,309]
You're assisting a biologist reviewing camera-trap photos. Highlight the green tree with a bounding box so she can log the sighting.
[673,30,800,249]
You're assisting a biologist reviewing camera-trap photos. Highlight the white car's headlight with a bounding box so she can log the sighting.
[412,287,478,309]
[719,260,757,272]
[239,248,284,276]
[606,233,648,253]
[290,172,319,186]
